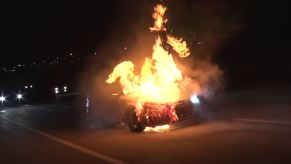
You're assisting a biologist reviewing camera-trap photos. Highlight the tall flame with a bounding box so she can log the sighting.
[106,4,191,105]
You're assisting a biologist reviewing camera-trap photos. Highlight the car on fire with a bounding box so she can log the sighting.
[119,94,202,132]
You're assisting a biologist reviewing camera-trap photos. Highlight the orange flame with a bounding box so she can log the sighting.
[144,124,171,132]
[106,4,194,132]
[105,4,196,132]
[106,36,183,104]
[167,35,190,58]
[106,4,192,104]
[149,4,167,32]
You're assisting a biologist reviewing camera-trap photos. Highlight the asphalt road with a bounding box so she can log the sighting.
[1,88,291,164]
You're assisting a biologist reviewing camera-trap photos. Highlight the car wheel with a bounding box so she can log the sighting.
[128,108,146,132]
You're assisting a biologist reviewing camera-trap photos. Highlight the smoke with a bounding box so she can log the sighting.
[178,59,224,99]
[167,0,246,98]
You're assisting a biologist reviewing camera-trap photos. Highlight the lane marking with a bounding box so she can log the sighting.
[3,117,126,164]
[233,118,291,125]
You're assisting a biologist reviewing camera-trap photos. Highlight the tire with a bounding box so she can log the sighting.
[128,108,146,132]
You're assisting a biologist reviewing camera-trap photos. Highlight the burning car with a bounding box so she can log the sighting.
[119,95,201,132]
[105,4,213,132]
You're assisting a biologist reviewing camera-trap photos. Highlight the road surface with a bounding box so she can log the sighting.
[1,88,291,164]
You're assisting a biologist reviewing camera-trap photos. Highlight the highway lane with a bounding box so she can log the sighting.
[1,90,291,164]
[0,116,114,164]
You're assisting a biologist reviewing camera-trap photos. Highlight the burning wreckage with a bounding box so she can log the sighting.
[106,4,218,132]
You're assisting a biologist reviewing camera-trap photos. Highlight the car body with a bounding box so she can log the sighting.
[119,96,201,132]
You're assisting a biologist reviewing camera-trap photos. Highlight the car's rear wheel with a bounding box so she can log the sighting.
[128,108,146,132]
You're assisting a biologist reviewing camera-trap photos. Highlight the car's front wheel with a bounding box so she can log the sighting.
[127,108,146,132]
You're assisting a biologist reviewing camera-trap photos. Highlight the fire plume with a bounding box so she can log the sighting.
[106,4,191,105]
[106,4,195,131]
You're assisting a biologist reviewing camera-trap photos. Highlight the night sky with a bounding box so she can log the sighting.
[1,0,291,88]
[1,1,118,64]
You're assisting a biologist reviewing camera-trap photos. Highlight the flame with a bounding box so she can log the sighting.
[106,36,183,104]
[167,35,190,58]
[106,4,193,130]
[149,4,167,32]
[106,4,190,104]
[144,125,171,133]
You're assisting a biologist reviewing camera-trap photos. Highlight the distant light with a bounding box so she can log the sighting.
[86,97,90,108]
[54,87,59,94]
[63,86,68,93]
[190,94,200,104]
[24,86,28,89]
[30,85,33,88]
[0,110,6,113]
[17,93,23,100]
[0,95,6,102]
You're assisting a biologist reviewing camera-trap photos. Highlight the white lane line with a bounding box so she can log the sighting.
[3,117,126,164]
[234,118,291,125]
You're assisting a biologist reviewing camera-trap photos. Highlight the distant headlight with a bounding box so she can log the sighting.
[0,95,6,102]
[17,93,23,99]
[190,94,200,104]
